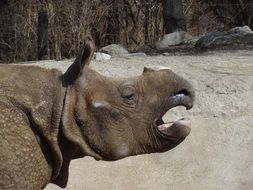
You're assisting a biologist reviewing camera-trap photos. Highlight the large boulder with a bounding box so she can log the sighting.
[194,31,225,48]
[156,31,192,50]
[99,44,129,57]
[94,52,111,61]
[228,25,253,35]
[195,26,253,49]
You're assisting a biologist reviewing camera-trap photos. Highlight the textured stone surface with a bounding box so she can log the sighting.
[100,44,129,57]
[194,31,225,48]
[228,25,253,35]
[156,31,192,50]
[94,52,111,61]
[195,26,253,48]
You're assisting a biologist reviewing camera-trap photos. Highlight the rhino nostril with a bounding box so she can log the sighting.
[176,89,190,96]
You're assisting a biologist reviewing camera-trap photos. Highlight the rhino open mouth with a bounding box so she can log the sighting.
[155,91,194,140]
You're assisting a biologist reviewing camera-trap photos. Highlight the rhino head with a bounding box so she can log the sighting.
[60,37,195,162]
[0,36,195,189]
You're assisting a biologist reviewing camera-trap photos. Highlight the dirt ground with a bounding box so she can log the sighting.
[38,50,253,190]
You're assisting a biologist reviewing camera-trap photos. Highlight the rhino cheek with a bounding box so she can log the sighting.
[134,125,183,154]
[111,140,130,159]
[83,109,131,159]
[117,142,130,157]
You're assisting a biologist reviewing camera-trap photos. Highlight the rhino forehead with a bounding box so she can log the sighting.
[145,66,171,71]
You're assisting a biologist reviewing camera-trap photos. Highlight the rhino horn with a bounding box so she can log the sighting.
[143,66,171,73]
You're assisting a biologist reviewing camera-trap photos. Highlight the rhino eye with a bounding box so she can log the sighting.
[120,85,137,104]
[124,93,135,101]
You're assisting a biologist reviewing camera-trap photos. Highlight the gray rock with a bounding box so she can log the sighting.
[228,25,253,35]
[195,31,225,48]
[210,33,253,47]
[100,44,129,57]
[156,31,192,50]
[195,29,253,49]
[187,36,201,46]
[94,52,111,61]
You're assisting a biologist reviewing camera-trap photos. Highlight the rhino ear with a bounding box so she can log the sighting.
[143,66,171,73]
[62,37,95,85]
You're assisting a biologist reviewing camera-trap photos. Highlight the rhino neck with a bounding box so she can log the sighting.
[61,85,102,158]
[22,69,68,183]
[53,85,102,188]
[0,65,69,186]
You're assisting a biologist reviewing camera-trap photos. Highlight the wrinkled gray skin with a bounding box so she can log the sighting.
[0,38,194,189]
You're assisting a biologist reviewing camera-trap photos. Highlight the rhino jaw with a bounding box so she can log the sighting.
[156,119,191,140]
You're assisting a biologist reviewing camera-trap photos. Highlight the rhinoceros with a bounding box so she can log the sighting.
[0,37,194,189]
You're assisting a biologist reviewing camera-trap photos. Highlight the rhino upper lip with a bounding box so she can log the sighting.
[169,89,194,110]
[154,92,194,139]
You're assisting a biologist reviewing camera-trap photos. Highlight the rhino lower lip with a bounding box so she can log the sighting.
[155,118,191,139]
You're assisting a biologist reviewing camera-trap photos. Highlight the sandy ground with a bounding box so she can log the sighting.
[35,50,253,190]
